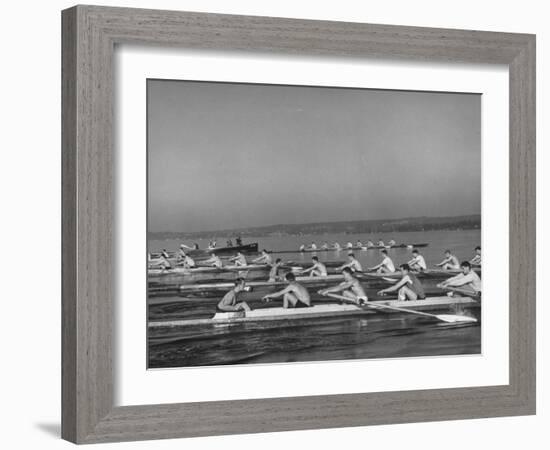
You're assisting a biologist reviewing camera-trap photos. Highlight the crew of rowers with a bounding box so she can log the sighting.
[217,246,482,312]
[208,236,243,250]
[300,239,397,251]
[150,245,271,271]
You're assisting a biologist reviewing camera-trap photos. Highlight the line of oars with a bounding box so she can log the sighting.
[323,293,477,324]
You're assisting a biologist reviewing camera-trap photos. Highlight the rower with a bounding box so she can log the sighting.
[338,253,363,273]
[388,239,396,246]
[177,251,196,268]
[333,242,342,251]
[470,246,482,266]
[437,261,482,295]
[346,241,353,249]
[299,244,306,252]
[150,252,172,270]
[309,242,318,251]
[435,249,460,270]
[356,240,363,247]
[229,251,247,267]
[262,272,311,308]
[149,249,172,270]
[226,239,233,247]
[301,256,328,277]
[319,267,368,305]
[159,249,171,269]
[377,239,385,247]
[235,236,243,246]
[378,264,426,301]
[407,249,427,272]
[204,253,223,268]
[368,249,395,274]
[268,258,284,282]
[253,249,273,265]
[217,278,251,312]
[321,242,329,250]
[366,240,374,247]
[177,245,187,261]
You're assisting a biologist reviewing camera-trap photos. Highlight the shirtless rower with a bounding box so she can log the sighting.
[388,239,396,247]
[346,241,354,249]
[407,249,427,272]
[377,239,385,247]
[301,256,328,277]
[177,251,196,268]
[378,264,426,301]
[321,242,329,250]
[470,246,482,267]
[229,251,247,267]
[150,252,172,270]
[253,249,273,265]
[217,278,251,312]
[356,239,363,248]
[319,267,368,305]
[176,245,187,261]
[204,253,223,268]
[309,242,318,251]
[299,244,306,252]
[437,261,482,295]
[333,242,342,251]
[368,249,396,274]
[435,250,460,270]
[262,272,311,308]
[366,240,374,247]
[338,253,363,273]
[268,258,284,282]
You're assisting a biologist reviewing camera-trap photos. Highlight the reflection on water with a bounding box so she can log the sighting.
[148,229,481,368]
[149,309,481,368]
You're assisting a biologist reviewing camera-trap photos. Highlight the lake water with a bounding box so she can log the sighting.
[148,229,481,368]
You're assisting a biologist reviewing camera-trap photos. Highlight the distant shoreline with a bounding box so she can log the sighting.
[149,214,481,240]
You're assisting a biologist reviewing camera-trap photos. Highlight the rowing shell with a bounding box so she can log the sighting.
[148,264,298,276]
[149,296,479,327]
[268,243,429,254]
[179,274,346,291]
[362,267,482,279]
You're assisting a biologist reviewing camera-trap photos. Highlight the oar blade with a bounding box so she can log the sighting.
[436,314,477,323]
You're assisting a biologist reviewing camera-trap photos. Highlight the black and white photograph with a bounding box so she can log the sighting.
[147,79,482,368]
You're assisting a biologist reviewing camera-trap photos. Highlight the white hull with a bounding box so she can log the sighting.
[149,296,479,327]
[149,264,279,276]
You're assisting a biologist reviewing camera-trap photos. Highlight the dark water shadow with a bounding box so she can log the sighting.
[35,423,60,438]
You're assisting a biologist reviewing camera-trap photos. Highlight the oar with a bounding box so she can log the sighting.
[356,270,399,281]
[324,293,477,324]
[442,286,482,298]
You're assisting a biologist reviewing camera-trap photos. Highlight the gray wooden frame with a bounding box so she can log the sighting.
[62,5,536,444]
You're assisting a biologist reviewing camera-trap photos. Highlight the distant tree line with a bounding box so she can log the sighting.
[150,214,481,240]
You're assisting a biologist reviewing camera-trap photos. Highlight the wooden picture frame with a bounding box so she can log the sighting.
[62,5,536,444]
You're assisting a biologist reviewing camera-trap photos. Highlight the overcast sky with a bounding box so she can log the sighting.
[148,80,481,233]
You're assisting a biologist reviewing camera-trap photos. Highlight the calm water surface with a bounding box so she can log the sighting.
[148,229,481,368]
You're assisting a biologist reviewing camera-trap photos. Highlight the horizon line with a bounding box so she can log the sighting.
[149,213,481,235]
